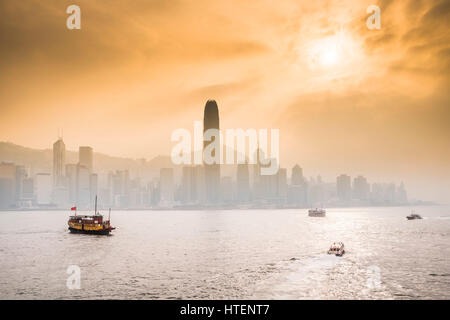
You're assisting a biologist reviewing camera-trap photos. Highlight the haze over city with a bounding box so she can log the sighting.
[1,0,450,305]
[0,0,449,203]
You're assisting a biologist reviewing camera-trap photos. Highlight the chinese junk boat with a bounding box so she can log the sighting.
[68,197,115,235]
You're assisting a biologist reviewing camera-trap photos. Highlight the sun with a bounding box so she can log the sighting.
[305,30,361,71]
[310,35,342,68]
[319,47,340,67]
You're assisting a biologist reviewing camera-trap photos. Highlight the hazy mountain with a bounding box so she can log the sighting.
[0,141,244,182]
[0,142,174,178]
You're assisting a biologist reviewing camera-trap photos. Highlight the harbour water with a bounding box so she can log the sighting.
[0,206,449,299]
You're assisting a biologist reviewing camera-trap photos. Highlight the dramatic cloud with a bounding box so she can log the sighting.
[0,0,448,202]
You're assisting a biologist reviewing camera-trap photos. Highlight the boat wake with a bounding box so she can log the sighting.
[251,254,346,299]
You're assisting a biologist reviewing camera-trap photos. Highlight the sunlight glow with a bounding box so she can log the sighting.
[306,30,361,70]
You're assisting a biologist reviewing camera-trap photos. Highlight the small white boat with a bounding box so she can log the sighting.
[308,208,326,217]
[328,242,345,256]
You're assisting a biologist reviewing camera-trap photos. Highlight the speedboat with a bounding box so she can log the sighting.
[328,242,345,256]
[308,208,326,217]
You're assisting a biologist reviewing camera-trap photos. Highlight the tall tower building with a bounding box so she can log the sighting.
[336,174,352,202]
[288,164,307,206]
[79,146,93,173]
[353,175,370,200]
[203,100,220,204]
[53,138,66,187]
[291,164,304,185]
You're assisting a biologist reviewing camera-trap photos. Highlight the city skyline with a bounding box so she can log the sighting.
[1,0,449,203]
[0,131,439,205]
[0,107,416,210]
[1,0,450,305]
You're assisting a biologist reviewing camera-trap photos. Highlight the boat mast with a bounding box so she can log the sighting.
[95,195,98,215]
[108,208,111,222]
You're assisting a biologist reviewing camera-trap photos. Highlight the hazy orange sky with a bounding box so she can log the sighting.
[0,0,449,202]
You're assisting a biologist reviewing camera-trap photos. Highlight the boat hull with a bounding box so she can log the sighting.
[309,213,326,217]
[68,227,111,235]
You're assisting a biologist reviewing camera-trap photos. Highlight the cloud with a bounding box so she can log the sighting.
[0,0,448,202]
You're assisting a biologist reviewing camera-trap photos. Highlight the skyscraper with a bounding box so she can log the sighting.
[65,164,78,203]
[159,168,174,206]
[353,175,370,200]
[53,138,66,187]
[79,146,93,173]
[277,168,288,200]
[336,174,352,202]
[15,165,27,202]
[0,162,16,209]
[291,164,304,185]
[76,165,90,207]
[288,164,307,206]
[181,166,197,204]
[108,170,130,208]
[203,100,220,204]
[35,173,52,205]
[396,182,408,204]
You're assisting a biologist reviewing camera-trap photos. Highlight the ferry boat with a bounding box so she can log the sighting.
[68,197,115,235]
[308,208,326,217]
[406,211,422,220]
[328,242,345,256]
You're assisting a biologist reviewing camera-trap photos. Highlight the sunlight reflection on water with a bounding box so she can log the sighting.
[0,206,449,299]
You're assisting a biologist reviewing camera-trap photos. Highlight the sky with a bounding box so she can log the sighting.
[0,0,449,202]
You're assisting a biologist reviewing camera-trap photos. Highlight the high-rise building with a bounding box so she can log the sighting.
[79,146,93,173]
[65,164,78,203]
[193,165,206,204]
[15,165,27,202]
[181,166,198,204]
[76,164,91,207]
[236,164,250,203]
[35,173,52,205]
[0,162,16,209]
[108,170,130,208]
[53,138,66,187]
[353,175,370,201]
[396,182,408,204]
[336,174,352,202]
[22,178,34,201]
[159,168,174,206]
[371,182,396,204]
[291,164,304,185]
[277,168,288,200]
[288,164,307,206]
[203,100,220,204]
[308,176,325,207]
[90,173,98,204]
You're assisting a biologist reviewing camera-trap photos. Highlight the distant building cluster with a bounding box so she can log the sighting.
[0,155,409,210]
[0,139,98,209]
[0,101,408,210]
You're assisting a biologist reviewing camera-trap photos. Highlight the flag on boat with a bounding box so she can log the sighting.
[71,206,77,211]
